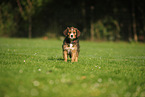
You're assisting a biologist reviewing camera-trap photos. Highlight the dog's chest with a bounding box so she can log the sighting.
[63,43,77,54]
[67,43,73,54]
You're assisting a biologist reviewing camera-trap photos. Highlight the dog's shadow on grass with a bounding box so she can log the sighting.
[48,57,64,61]
[47,57,72,62]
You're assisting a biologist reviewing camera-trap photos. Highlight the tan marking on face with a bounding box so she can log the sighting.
[68,28,76,39]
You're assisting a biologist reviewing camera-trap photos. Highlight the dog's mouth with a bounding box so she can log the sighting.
[70,37,74,40]
[69,34,75,40]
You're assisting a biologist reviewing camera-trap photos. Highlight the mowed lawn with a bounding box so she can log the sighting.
[0,38,145,97]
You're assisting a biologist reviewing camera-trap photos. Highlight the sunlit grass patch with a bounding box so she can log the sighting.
[0,38,145,97]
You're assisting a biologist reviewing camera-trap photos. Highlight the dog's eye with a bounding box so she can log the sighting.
[73,32,75,34]
[69,32,71,33]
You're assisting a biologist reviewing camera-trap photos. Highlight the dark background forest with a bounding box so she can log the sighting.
[0,0,145,42]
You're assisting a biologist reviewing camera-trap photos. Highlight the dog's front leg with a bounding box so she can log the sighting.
[75,57,78,62]
[71,51,76,62]
[63,51,67,62]
[74,52,78,62]
[71,53,75,62]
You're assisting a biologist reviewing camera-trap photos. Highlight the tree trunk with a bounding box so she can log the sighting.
[90,21,94,41]
[132,0,138,42]
[90,6,94,41]
[128,24,132,42]
[82,2,87,39]
[16,0,23,15]
[28,16,32,39]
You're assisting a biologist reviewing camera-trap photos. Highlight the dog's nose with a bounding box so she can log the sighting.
[71,35,73,38]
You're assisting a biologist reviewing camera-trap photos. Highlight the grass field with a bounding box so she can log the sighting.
[0,38,145,97]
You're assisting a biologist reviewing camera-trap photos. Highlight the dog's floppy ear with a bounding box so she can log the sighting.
[63,27,69,36]
[76,28,81,37]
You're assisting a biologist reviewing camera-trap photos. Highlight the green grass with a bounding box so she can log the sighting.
[0,38,145,97]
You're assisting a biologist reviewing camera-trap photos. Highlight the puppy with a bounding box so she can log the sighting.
[62,27,81,62]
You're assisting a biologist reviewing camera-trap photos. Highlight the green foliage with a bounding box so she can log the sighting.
[94,20,107,40]
[0,38,145,97]
[17,0,34,20]
[94,17,120,41]
[34,0,52,7]
[18,0,52,20]
[0,3,17,36]
[0,0,144,41]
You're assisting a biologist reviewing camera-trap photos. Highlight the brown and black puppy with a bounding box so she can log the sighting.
[62,27,81,62]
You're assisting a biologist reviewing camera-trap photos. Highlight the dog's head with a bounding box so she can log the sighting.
[63,27,81,40]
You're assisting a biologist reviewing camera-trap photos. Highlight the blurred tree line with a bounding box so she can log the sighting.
[0,0,145,42]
